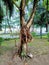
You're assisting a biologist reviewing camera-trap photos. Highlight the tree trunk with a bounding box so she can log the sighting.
[31,24,34,32]
[48,24,49,41]
[48,24,49,32]
[4,24,6,33]
[17,0,38,58]
[40,25,42,39]
[0,22,2,31]
[46,23,48,32]
[18,26,32,57]
[46,0,48,32]
[18,0,27,57]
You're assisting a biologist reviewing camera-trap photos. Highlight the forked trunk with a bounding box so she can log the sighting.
[17,0,38,58]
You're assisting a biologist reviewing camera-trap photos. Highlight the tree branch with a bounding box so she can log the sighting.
[27,0,38,28]
[12,0,20,10]
[20,0,26,27]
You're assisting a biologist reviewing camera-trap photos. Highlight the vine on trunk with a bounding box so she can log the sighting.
[18,25,32,57]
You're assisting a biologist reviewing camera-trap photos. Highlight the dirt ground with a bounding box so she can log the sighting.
[0,39,49,65]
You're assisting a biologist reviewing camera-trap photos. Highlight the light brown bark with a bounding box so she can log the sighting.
[13,0,38,58]
[18,0,38,57]
[20,0,26,27]
[27,0,38,28]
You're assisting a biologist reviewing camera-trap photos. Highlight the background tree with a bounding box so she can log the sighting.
[0,5,4,31]
[43,0,49,32]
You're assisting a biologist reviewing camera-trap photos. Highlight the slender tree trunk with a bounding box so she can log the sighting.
[46,23,48,32]
[6,6,12,33]
[48,24,49,32]
[46,0,48,32]
[40,25,42,39]
[4,24,6,33]
[0,22,2,31]
[48,24,49,41]
[31,23,34,32]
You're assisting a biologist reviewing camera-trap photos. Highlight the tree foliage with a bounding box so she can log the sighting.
[0,5,4,22]
[2,0,14,16]
[43,0,49,11]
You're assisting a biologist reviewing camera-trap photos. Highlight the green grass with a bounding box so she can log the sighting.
[29,39,49,46]
[0,39,19,55]
[2,38,19,46]
[1,38,49,48]
[28,38,49,55]
[0,38,49,55]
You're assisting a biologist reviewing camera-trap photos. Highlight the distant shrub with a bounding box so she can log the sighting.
[4,38,11,41]
[31,32,36,37]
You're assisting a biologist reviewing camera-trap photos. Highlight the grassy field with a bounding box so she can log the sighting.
[0,38,49,65]
[0,38,49,55]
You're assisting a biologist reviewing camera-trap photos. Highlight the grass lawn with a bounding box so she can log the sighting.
[1,38,49,47]
[0,38,49,55]
[0,38,49,65]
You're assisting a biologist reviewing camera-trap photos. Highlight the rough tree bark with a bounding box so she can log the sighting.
[18,0,27,57]
[17,0,38,58]
[12,0,38,58]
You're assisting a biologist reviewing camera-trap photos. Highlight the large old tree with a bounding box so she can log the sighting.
[0,0,38,58]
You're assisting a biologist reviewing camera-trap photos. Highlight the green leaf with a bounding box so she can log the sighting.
[43,0,49,11]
